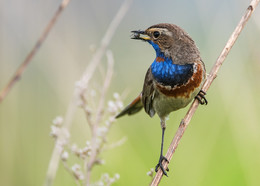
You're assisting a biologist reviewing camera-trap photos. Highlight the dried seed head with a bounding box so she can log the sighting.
[52,116,64,126]
[61,151,69,161]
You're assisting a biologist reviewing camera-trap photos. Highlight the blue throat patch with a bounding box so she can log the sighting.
[149,41,194,87]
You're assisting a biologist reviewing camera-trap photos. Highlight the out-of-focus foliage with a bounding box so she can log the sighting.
[0,0,260,185]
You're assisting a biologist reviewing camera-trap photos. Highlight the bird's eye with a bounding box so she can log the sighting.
[153,31,160,39]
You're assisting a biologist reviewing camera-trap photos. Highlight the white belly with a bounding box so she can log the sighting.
[153,87,200,118]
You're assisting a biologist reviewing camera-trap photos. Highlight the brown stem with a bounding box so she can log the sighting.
[150,0,260,185]
[0,0,71,103]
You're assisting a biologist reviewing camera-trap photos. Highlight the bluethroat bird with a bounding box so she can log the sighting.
[116,23,207,176]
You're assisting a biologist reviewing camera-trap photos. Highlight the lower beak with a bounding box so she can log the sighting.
[131,30,151,41]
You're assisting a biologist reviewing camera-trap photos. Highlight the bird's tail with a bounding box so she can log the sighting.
[115,93,143,118]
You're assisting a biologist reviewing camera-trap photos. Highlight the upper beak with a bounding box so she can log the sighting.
[131,30,151,41]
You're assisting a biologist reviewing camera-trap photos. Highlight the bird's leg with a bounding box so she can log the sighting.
[195,90,208,105]
[155,119,169,176]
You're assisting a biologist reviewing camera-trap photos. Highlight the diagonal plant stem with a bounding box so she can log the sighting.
[0,0,71,103]
[44,0,132,185]
[150,0,260,185]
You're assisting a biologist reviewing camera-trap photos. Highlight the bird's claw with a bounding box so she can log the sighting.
[195,90,208,105]
[155,155,169,176]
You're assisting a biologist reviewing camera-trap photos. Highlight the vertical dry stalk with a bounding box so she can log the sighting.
[54,51,123,185]
[150,0,260,185]
[45,0,132,185]
[85,50,114,186]
[0,0,71,103]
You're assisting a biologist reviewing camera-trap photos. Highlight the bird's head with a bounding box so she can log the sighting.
[131,23,200,63]
[131,24,174,55]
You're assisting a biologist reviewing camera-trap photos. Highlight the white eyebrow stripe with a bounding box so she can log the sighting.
[160,28,173,37]
[148,28,173,37]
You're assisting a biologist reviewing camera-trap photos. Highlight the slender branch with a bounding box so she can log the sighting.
[95,50,115,127]
[85,50,114,186]
[62,162,81,186]
[44,0,132,185]
[0,0,71,103]
[150,0,260,185]
[80,93,94,130]
[81,50,114,132]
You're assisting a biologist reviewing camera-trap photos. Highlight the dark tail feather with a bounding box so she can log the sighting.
[116,93,143,118]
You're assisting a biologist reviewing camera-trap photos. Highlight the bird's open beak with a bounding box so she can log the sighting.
[131,30,151,41]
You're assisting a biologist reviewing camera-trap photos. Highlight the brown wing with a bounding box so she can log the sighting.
[142,68,156,117]
[115,93,143,118]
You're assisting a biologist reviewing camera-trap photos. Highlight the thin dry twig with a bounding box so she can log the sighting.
[45,0,132,185]
[85,50,114,186]
[58,51,122,185]
[150,0,260,185]
[0,0,71,103]
[62,162,81,186]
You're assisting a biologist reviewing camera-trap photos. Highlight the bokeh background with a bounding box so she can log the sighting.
[1,0,260,185]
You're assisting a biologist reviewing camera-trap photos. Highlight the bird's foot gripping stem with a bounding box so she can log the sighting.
[155,155,169,176]
[195,90,208,105]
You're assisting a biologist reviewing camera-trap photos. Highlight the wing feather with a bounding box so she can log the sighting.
[142,68,156,117]
[115,93,143,118]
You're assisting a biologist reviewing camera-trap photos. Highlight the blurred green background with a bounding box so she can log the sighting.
[1,0,260,185]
